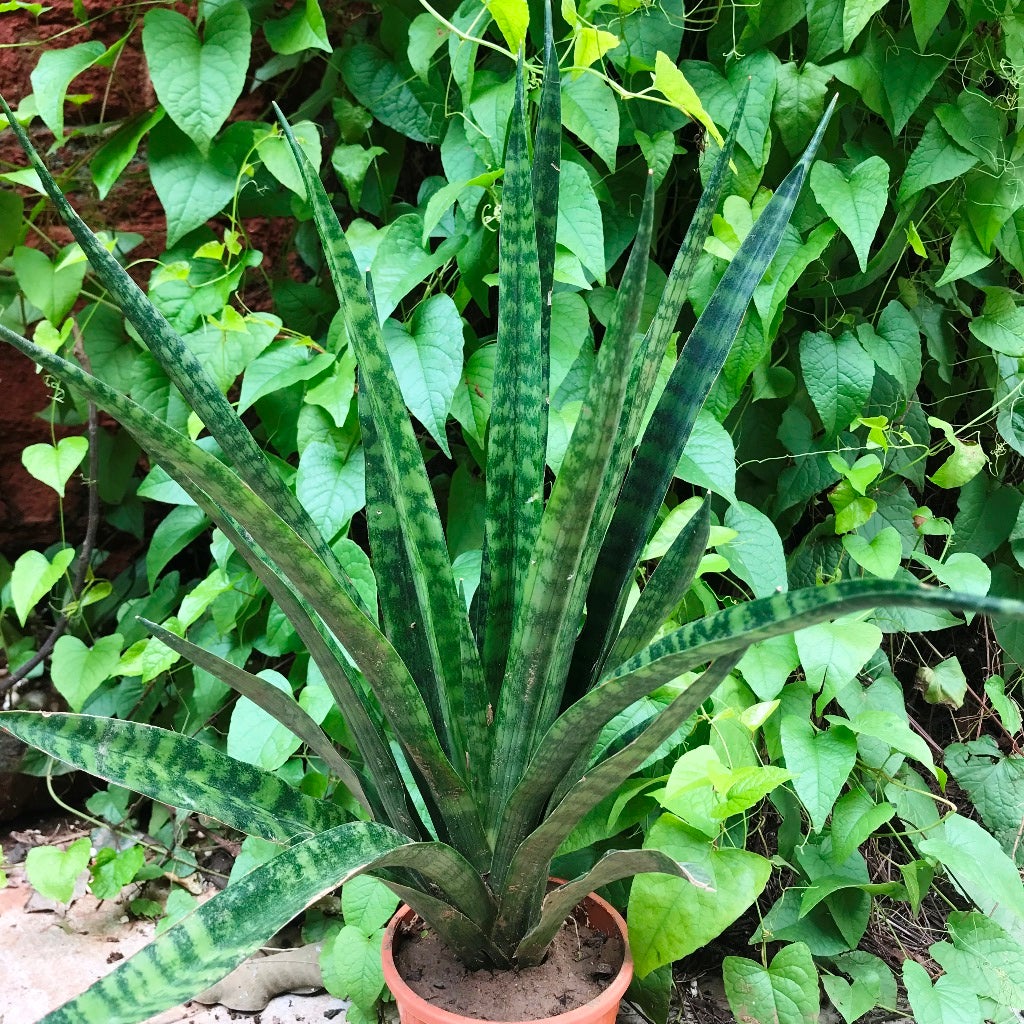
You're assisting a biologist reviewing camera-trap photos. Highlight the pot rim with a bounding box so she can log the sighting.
[381,888,634,1024]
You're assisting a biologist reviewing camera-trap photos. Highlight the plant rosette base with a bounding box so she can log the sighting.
[382,891,633,1024]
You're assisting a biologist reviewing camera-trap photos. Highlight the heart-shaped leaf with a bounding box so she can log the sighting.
[652,52,723,149]
[843,527,902,579]
[381,294,464,457]
[257,122,322,198]
[485,0,529,53]
[903,960,980,1024]
[25,836,91,903]
[810,157,889,272]
[50,634,124,711]
[142,3,251,154]
[855,300,921,397]
[9,547,76,627]
[795,619,882,692]
[21,435,88,498]
[927,416,988,488]
[30,40,106,140]
[628,816,772,977]
[781,712,858,832]
[800,330,875,439]
[148,120,239,246]
[296,442,366,542]
[12,245,87,323]
[843,0,887,50]
[264,0,331,55]
[823,951,896,1024]
[724,942,819,1024]
[918,656,967,707]
[321,925,386,1009]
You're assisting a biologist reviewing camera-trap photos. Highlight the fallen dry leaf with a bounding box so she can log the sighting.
[193,943,324,1011]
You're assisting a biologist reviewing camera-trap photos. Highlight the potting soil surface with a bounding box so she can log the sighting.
[394,913,623,1020]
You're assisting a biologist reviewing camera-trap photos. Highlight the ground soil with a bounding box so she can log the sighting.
[393,912,624,1021]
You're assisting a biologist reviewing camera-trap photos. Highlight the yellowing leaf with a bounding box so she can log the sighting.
[484,0,529,53]
[573,26,619,69]
[907,220,927,257]
[927,416,988,488]
[652,52,724,147]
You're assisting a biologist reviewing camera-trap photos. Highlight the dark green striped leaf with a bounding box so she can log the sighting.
[576,93,833,691]
[384,882,506,969]
[0,324,486,864]
[489,172,656,856]
[139,617,367,811]
[0,712,344,842]
[513,849,699,964]
[606,493,713,669]
[532,0,560,449]
[509,579,1024,853]
[566,89,748,700]
[492,655,740,914]
[169,471,421,838]
[477,59,546,693]
[37,822,413,1024]
[276,105,488,790]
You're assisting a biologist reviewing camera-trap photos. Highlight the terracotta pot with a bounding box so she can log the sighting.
[381,890,633,1024]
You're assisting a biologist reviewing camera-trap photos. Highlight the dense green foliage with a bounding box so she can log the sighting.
[3,1,1024,1022]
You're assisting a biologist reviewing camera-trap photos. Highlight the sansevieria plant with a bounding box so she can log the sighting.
[3,13,1023,1023]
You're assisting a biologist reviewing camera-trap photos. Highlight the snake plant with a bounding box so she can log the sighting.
[3,16,1023,1024]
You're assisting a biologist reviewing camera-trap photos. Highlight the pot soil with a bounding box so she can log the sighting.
[382,892,632,1024]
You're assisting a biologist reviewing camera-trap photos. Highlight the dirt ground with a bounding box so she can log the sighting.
[0,819,350,1024]
[0,812,910,1024]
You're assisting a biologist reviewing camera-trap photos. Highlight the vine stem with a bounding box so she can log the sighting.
[0,323,101,699]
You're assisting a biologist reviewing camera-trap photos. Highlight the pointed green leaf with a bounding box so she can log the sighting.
[533,2,560,446]
[274,108,488,861]
[29,41,105,140]
[37,822,413,1024]
[493,656,740,920]
[568,92,749,695]
[0,712,345,842]
[10,547,75,627]
[142,3,250,154]
[629,816,771,977]
[609,494,712,668]
[514,849,695,964]
[91,108,166,201]
[478,60,546,691]
[724,943,819,1024]
[490,173,655,824]
[21,436,88,498]
[810,157,889,272]
[578,98,834,690]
